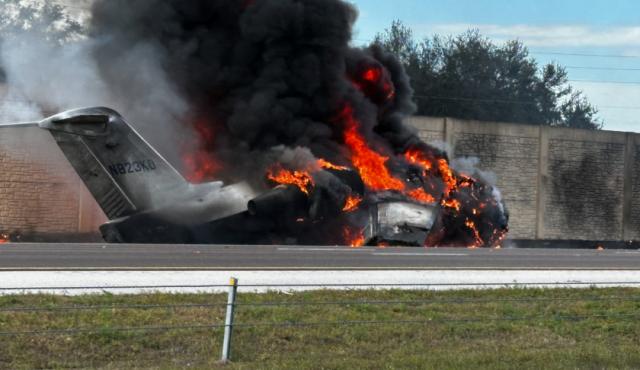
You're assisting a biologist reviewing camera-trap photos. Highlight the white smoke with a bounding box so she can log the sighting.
[0,89,41,123]
[0,30,193,165]
[0,33,110,121]
[451,156,497,185]
[427,139,452,154]
[451,156,505,214]
[492,186,505,215]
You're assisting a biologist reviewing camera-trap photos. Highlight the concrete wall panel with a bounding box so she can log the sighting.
[406,116,445,144]
[446,118,540,239]
[542,129,627,240]
[629,135,640,241]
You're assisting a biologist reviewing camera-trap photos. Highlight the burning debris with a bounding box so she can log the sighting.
[83,0,508,247]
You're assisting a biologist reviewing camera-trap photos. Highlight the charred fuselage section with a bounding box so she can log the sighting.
[96,151,440,246]
[100,186,440,246]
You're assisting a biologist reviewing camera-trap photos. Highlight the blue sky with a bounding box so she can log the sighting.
[348,0,640,133]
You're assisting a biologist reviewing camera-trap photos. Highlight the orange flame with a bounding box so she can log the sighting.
[265,158,349,195]
[344,226,365,248]
[465,219,483,248]
[407,188,436,204]
[338,104,405,192]
[351,236,365,248]
[404,149,433,171]
[438,159,457,198]
[0,233,8,244]
[343,195,363,212]
[442,198,461,211]
[337,105,441,206]
[267,164,315,195]
[317,159,349,171]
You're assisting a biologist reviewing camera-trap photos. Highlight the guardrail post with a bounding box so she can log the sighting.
[220,277,238,364]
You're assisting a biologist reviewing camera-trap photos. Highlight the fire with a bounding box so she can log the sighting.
[488,226,508,248]
[350,235,365,248]
[442,198,461,211]
[465,219,483,248]
[264,158,351,196]
[183,151,222,184]
[266,164,315,195]
[437,159,457,198]
[343,226,365,248]
[253,69,507,249]
[363,67,381,82]
[343,195,363,212]
[404,149,433,171]
[182,118,221,183]
[317,159,349,171]
[0,233,8,244]
[337,105,440,205]
[408,151,460,209]
[350,64,396,105]
[407,188,436,204]
[258,103,508,248]
[339,105,405,192]
[407,144,507,247]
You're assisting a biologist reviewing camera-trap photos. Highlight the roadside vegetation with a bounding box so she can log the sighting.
[1,287,639,369]
[374,21,602,129]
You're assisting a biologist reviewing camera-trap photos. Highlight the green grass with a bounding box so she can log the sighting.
[1,288,640,369]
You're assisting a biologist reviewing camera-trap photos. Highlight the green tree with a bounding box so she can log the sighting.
[374,21,602,129]
[0,0,83,83]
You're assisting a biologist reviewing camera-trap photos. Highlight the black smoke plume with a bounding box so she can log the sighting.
[89,0,508,247]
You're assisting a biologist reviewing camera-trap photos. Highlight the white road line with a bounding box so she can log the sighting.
[372,253,468,256]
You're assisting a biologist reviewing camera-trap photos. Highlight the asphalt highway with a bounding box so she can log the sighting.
[0,243,639,270]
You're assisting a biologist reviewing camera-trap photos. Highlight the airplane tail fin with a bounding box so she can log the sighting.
[39,107,189,220]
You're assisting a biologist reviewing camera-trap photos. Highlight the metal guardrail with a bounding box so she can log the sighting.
[0,279,639,363]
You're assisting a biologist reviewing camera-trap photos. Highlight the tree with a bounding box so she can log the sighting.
[0,0,83,83]
[374,21,602,130]
[0,0,82,41]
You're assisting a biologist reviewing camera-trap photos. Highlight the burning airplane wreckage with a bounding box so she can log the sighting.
[8,0,509,247]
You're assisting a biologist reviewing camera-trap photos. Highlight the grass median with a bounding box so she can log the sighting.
[0,287,639,369]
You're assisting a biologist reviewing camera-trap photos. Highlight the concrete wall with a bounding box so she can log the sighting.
[630,133,640,241]
[0,117,637,241]
[410,116,640,241]
[0,126,106,236]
